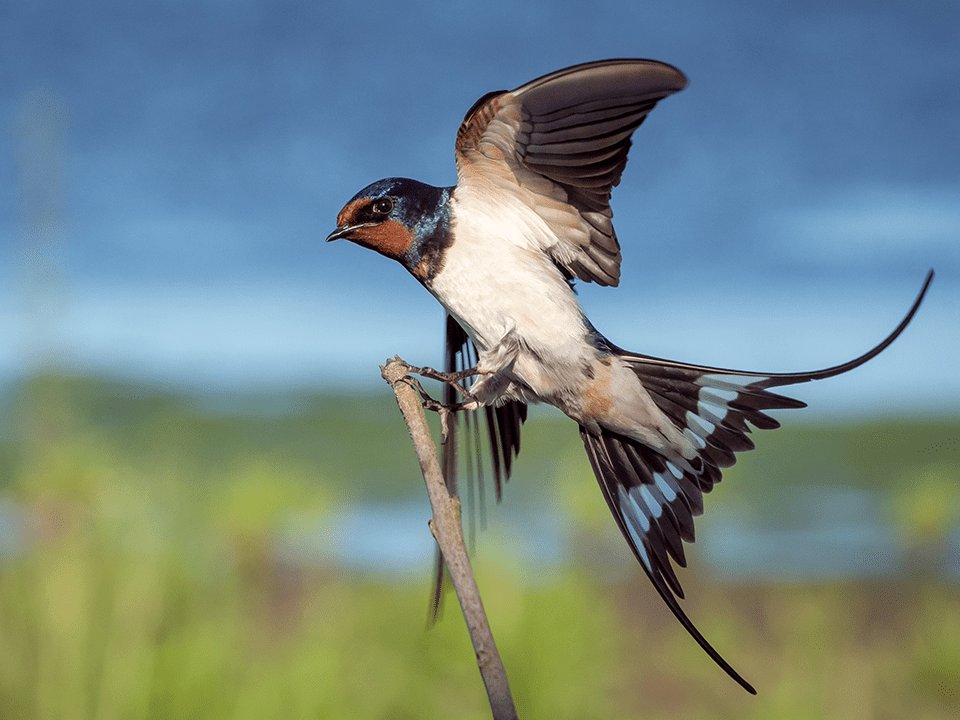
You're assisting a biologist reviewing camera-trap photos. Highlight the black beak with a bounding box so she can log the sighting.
[326,226,351,242]
[326,223,372,242]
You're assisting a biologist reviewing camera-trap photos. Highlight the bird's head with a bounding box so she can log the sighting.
[327,177,452,281]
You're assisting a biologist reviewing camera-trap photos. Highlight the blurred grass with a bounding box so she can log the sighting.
[0,373,958,719]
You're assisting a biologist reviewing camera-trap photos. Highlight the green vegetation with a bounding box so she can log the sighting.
[0,374,957,719]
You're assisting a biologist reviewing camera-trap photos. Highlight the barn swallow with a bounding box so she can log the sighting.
[327,59,933,693]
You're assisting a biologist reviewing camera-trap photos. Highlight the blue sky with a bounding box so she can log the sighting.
[1,0,958,414]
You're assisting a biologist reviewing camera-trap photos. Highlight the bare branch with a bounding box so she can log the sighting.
[381,357,519,720]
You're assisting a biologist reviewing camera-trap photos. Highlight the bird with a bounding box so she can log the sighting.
[326,58,933,694]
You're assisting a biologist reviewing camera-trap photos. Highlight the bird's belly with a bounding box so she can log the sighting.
[429,247,686,453]
[427,243,589,398]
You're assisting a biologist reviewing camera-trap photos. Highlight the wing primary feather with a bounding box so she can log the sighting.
[530,103,655,137]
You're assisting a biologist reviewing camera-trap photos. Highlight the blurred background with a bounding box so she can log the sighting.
[1,0,958,718]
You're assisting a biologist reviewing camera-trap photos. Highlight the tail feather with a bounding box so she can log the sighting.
[580,270,933,693]
[582,426,757,694]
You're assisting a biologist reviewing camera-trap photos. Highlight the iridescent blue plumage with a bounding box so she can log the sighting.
[340,177,453,280]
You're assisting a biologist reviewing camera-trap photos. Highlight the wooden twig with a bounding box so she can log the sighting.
[381,357,519,720]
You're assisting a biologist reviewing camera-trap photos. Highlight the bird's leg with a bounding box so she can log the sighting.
[405,330,520,414]
[411,364,481,393]
[400,369,481,447]
[404,365,483,412]
[462,332,520,406]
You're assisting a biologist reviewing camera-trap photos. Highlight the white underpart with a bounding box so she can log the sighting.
[430,181,591,394]
[427,181,696,459]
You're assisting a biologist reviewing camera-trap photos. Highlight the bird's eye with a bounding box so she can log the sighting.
[371,197,394,216]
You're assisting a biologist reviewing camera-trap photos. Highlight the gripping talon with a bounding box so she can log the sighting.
[407,364,481,409]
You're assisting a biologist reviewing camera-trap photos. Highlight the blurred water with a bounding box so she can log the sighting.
[280,491,956,583]
[700,487,906,581]
[2,491,958,582]
[276,501,571,580]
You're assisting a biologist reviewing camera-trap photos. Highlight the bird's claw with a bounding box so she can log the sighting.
[412,364,483,384]
[399,371,478,446]
[406,364,481,411]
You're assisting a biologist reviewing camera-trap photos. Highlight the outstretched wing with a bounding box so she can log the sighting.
[430,313,527,616]
[455,59,687,287]
[582,270,933,693]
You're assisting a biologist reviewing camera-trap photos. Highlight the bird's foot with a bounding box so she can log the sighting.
[411,364,483,385]
[400,368,480,446]
[406,364,483,412]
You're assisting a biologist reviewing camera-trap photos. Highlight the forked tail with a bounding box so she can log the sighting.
[580,270,934,693]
